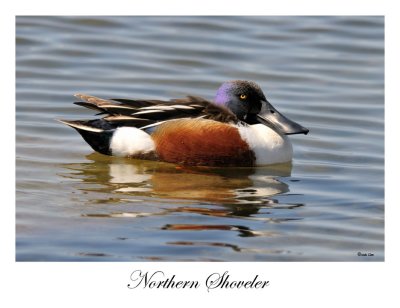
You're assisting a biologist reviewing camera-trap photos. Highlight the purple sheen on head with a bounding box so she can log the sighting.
[214,82,233,106]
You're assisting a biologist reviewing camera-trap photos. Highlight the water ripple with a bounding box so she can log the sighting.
[16,16,384,261]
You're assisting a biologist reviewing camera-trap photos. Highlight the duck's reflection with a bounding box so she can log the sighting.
[61,153,304,239]
[63,153,293,202]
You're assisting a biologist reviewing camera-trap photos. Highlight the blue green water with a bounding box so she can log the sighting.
[16,16,384,261]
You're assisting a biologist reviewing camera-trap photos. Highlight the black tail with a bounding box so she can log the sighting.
[58,120,114,155]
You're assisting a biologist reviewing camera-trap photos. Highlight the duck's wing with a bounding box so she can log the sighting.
[60,94,241,154]
[72,94,239,129]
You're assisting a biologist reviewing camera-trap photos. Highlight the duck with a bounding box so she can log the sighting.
[59,80,309,167]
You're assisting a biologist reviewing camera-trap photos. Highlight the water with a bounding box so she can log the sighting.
[16,16,384,261]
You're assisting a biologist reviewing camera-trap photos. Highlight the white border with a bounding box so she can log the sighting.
[4,1,398,307]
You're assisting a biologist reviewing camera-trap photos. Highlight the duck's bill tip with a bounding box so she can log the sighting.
[285,128,309,135]
[257,112,309,136]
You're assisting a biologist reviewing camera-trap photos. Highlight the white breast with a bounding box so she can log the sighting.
[110,127,155,157]
[236,124,293,165]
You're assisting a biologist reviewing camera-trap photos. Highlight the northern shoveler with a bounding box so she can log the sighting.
[60,80,309,166]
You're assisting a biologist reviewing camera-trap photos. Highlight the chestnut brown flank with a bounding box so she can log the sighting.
[151,119,255,166]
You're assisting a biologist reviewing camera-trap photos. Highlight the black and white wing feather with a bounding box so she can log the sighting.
[68,93,239,131]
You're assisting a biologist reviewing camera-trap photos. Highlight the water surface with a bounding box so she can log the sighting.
[16,16,384,261]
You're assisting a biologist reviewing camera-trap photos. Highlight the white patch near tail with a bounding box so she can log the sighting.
[237,124,293,165]
[110,127,155,157]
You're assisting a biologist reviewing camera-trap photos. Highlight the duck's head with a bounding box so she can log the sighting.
[214,80,309,135]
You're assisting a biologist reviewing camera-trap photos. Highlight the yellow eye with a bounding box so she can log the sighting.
[240,94,247,100]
